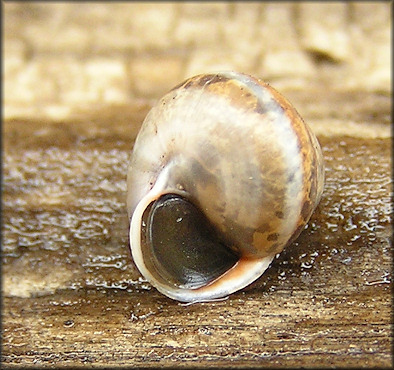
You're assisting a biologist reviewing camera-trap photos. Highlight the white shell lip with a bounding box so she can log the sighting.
[151,256,274,303]
[130,208,273,303]
[129,168,274,303]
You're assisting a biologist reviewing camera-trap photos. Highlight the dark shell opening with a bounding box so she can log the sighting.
[140,194,239,290]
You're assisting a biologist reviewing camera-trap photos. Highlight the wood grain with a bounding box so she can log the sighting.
[2,92,392,368]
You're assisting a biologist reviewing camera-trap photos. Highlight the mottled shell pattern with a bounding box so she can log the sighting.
[127,71,324,302]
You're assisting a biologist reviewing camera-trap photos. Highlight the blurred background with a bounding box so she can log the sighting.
[3,2,391,120]
[2,3,392,367]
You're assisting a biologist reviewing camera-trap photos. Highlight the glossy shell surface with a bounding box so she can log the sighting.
[127,71,324,302]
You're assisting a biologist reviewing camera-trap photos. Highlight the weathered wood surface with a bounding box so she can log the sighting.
[2,91,392,368]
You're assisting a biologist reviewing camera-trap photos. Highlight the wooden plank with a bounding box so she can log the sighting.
[2,92,392,368]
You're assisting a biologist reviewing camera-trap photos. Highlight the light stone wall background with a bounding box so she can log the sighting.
[3,1,392,120]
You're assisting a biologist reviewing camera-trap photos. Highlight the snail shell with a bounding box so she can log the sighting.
[127,71,324,302]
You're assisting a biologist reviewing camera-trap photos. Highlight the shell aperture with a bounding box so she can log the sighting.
[142,194,239,290]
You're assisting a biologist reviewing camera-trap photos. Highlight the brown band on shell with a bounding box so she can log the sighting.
[258,83,321,253]
[169,73,231,92]
[171,73,271,115]
[196,74,231,87]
